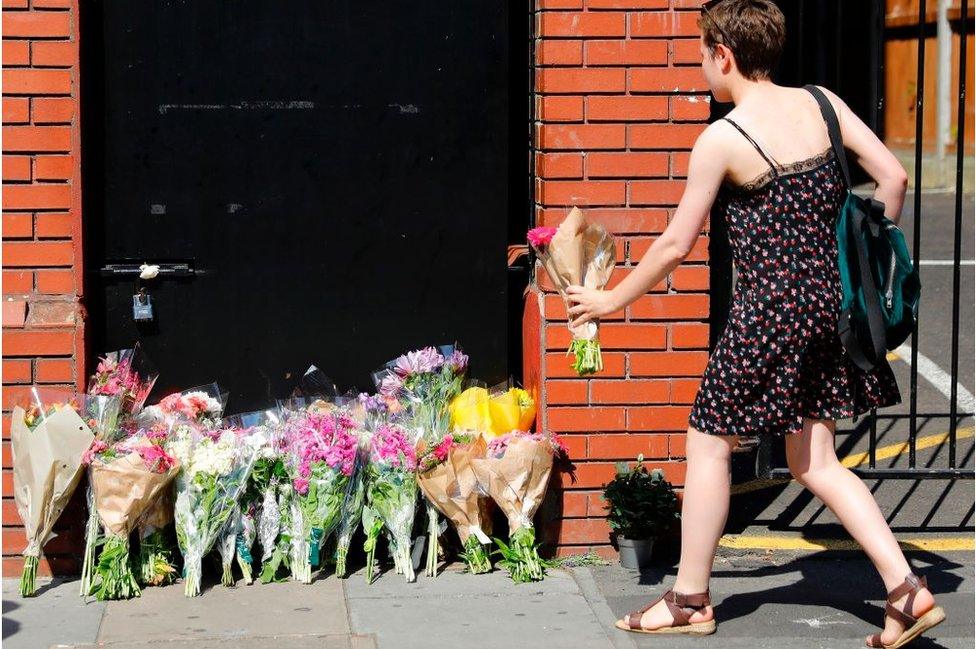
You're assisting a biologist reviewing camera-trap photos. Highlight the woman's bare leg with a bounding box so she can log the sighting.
[785,418,936,646]
[625,426,738,630]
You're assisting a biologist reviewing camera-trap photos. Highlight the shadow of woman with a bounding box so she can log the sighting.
[711,550,963,648]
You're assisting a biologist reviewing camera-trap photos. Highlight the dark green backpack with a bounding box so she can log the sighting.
[806,85,921,372]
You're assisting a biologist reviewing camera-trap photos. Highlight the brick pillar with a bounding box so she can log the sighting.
[2,0,85,576]
[531,0,712,557]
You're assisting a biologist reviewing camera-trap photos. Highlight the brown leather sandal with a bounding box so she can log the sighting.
[865,573,945,648]
[614,588,717,635]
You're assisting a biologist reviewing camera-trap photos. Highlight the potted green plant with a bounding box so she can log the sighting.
[602,455,680,569]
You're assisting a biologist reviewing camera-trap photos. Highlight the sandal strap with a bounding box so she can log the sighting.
[885,601,917,628]
[887,573,926,602]
[627,593,665,630]
[626,588,711,630]
[667,589,711,608]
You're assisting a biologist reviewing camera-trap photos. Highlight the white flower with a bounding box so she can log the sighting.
[165,427,194,471]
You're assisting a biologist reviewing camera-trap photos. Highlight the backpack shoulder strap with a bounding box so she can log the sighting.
[804,84,852,188]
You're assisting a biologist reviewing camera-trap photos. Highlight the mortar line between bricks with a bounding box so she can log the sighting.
[567,566,637,649]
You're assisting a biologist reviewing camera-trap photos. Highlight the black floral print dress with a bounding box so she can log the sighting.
[688,118,901,438]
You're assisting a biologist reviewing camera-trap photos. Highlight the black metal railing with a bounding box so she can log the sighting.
[757,0,975,480]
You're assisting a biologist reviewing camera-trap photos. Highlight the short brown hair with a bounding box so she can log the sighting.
[699,0,786,81]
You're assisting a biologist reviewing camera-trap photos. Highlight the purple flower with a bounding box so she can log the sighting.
[359,392,388,413]
[446,349,468,373]
[378,373,403,397]
[394,347,444,377]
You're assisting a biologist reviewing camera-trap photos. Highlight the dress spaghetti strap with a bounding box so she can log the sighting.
[722,117,781,175]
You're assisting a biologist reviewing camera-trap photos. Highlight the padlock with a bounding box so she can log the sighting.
[132,290,154,322]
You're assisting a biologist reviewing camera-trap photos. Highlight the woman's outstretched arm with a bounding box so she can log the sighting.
[566,124,730,329]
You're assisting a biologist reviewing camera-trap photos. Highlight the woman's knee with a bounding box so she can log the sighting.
[687,426,736,462]
[786,418,840,485]
[785,441,813,485]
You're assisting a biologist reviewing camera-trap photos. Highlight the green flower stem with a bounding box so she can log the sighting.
[425,503,439,577]
[335,544,349,579]
[183,559,202,597]
[494,527,550,584]
[20,555,38,597]
[79,492,99,597]
[462,535,492,574]
[137,530,177,587]
[90,535,141,601]
[569,338,603,376]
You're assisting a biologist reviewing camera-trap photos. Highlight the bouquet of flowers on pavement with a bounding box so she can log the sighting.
[169,425,261,596]
[471,431,566,583]
[75,365,131,597]
[528,207,615,375]
[10,388,97,596]
[87,343,159,428]
[134,383,227,587]
[214,412,284,586]
[363,423,418,583]
[85,436,179,600]
[416,434,493,574]
[285,409,357,583]
[334,393,387,578]
[223,410,285,585]
[377,345,468,577]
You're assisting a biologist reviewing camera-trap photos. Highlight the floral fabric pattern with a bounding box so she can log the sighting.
[688,148,901,438]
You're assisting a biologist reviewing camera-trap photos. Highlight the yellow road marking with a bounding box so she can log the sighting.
[887,351,900,361]
[719,535,975,552]
[841,427,975,468]
[730,427,975,495]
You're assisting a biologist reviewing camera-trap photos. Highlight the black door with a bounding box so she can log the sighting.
[82,2,527,411]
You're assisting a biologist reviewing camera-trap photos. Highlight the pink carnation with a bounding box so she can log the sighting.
[527,226,557,249]
[137,444,176,474]
[83,439,108,465]
[370,424,416,472]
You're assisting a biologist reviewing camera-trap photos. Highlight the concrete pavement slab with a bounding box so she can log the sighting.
[344,565,616,649]
[94,574,350,645]
[2,579,104,649]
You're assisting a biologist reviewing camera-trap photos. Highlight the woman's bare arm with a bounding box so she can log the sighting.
[566,124,730,328]
[820,86,908,222]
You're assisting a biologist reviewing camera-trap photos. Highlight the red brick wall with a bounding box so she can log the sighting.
[0,0,713,570]
[530,0,711,557]
[2,0,86,576]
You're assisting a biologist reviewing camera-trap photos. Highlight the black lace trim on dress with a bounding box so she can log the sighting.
[724,147,835,194]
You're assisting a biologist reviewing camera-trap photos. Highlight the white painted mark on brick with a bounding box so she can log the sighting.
[916,259,975,266]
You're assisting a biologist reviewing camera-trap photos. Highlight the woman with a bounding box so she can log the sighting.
[565,1,945,647]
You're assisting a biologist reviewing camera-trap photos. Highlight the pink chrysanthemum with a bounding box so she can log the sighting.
[527,226,557,249]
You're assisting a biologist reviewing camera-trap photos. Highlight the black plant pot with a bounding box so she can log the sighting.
[618,537,655,569]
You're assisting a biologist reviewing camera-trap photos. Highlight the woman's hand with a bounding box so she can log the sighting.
[566,285,618,329]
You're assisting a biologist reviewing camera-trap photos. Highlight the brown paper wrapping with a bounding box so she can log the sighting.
[10,405,95,556]
[90,446,179,537]
[536,207,616,341]
[417,438,492,543]
[470,437,553,534]
[137,483,175,531]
